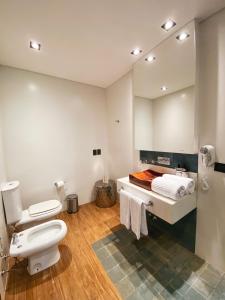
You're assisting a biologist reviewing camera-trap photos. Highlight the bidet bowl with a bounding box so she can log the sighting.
[10,220,67,257]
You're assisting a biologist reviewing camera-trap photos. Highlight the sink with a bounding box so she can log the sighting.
[129,169,163,191]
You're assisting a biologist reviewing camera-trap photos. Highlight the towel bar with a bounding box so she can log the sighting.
[119,187,153,207]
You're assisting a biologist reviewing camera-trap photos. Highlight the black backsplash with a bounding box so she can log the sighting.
[140,150,198,173]
[214,162,225,174]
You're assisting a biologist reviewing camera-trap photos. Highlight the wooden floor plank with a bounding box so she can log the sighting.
[6,202,121,300]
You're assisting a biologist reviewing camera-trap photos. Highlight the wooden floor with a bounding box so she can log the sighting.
[6,202,122,300]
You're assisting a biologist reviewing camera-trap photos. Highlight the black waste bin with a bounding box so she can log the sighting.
[66,194,78,214]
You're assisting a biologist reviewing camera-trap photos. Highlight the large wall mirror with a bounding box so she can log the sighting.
[133,20,197,154]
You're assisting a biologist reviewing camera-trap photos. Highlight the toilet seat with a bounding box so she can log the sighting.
[16,200,62,226]
[10,220,67,258]
[28,200,61,216]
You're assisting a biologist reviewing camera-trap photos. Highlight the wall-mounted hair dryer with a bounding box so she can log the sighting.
[200,145,215,167]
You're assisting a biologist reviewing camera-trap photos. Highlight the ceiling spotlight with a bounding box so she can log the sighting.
[161,86,168,91]
[176,32,190,41]
[131,48,142,56]
[30,41,41,50]
[161,19,176,31]
[145,55,156,63]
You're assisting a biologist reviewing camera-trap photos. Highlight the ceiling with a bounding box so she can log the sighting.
[134,21,195,99]
[0,0,225,88]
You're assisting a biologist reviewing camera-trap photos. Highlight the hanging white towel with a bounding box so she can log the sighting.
[120,190,131,230]
[163,174,195,194]
[130,195,148,240]
[152,177,186,200]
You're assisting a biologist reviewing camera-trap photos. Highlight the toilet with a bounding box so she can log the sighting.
[10,219,67,275]
[1,181,62,227]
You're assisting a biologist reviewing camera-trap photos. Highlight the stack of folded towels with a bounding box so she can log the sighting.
[151,174,195,201]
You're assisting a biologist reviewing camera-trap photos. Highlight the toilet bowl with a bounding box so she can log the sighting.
[1,181,62,227]
[10,219,67,275]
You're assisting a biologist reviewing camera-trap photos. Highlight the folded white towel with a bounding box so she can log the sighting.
[152,177,186,200]
[163,174,195,194]
[120,190,131,230]
[130,195,148,240]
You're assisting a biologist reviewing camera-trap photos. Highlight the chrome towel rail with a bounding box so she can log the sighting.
[118,187,153,206]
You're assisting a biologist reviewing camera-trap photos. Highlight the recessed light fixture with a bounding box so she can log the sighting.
[30,41,41,50]
[131,48,142,56]
[176,32,190,41]
[161,19,176,31]
[161,86,168,91]
[145,55,156,63]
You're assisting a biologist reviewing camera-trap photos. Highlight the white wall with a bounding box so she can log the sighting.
[106,72,134,179]
[196,8,225,271]
[0,121,8,299]
[0,128,6,181]
[0,66,108,208]
[134,96,153,151]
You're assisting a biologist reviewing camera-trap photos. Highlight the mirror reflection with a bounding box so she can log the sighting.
[133,21,197,153]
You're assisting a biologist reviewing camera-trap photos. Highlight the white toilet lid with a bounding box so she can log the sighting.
[28,200,61,216]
